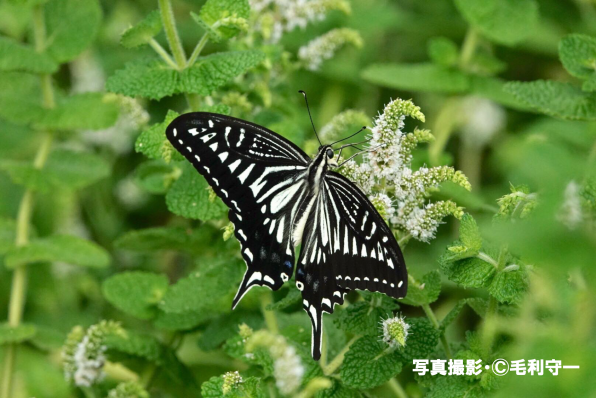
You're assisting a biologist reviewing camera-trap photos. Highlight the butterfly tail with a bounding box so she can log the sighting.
[307,305,323,361]
[231,270,257,310]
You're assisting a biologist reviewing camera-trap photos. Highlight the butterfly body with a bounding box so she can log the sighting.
[166,112,408,360]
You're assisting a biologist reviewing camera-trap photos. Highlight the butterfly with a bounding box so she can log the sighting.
[166,96,407,360]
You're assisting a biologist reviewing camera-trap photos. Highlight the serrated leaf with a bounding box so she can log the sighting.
[199,0,250,40]
[340,336,402,389]
[488,268,527,304]
[120,10,162,48]
[153,310,206,331]
[559,34,596,80]
[201,376,266,398]
[191,12,223,43]
[102,272,169,319]
[454,0,538,46]
[427,37,458,67]
[136,110,182,161]
[44,0,102,62]
[159,257,244,314]
[401,271,441,306]
[394,318,439,362]
[460,214,482,253]
[4,235,110,269]
[335,293,398,335]
[440,256,496,288]
[0,323,37,345]
[0,37,57,73]
[362,63,470,93]
[426,375,483,398]
[134,160,179,194]
[166,162,227,220]
[115,226,202,253]
[266,288,301,311]
[107,51,264,100]
[37,93,120,130]
[0,218,16,255]
[504,80,596,121]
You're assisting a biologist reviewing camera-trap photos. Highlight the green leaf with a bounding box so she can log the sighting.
[426,376,483,398]
[159,257,244,314]
[401,271,441,306]
[266,288,301,311]
[0,218,16,255]
[153,310,206,331]
[0,72,45,125]
[44,0,102,62]
[120,10,162,48]
[201,376,266,398]
[37,93,120,130]
[136,110,182,161]
[102,272,169,320]
[469,76,532,110]
[488,267,528,304]
[191,12,223,43]
[427,37,458,67]
[4,235,110,269]
[362,63,470,94]
[460,214,482,253]
[440,256,496,288]
[504,80,596,121]
[197,311,263,351]
[340,335,402,389]
[134,160,179,194]
[166,162,227,220]
[583,75,596,92]
[0,323,37,345]
[394,317,439,362]
[559,34,596,80]
[115,226,202,253]
[335,293,398,335]
[0,37,57,73]
[107,51,264,100]
[0,161,52,191]
[439,300,466,332]
[199,0,250,40]
[454,0,538,46]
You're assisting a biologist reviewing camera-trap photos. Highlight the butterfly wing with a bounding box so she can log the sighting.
[296,171,407,360]
[166,112,310,307]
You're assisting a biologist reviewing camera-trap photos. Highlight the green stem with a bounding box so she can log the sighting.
[260,292,279,334]
[459,140,482,189]
[323,335,360,376]
[149,39,178,69]
[1,6,55,398]
[188,32,209,67]
[476,251,498,268]
[459,27,479,70]
[387,378,409,398]
[185,94,201,111]
[158,0,186,68]
[428,98,460,166]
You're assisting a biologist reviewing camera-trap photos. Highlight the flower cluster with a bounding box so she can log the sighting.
[381,314,410,348]
[222,371,244,395]
[250,0,351,43]
[246,330,304,395]
[337,98,471,242]
[495,184,538,221]
[298,28,363,70]
[62,320,124,387]
[107,381,149,398]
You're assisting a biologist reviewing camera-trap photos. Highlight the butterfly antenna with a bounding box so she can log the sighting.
[299,90,322,146]
[330,125,368,146]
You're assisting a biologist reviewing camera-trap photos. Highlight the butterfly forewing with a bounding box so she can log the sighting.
[166,113,309,304]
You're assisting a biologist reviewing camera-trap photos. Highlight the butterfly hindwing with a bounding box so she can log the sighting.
[166,113,309,305]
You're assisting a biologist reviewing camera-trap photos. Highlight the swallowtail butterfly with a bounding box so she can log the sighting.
[166,103,408,360]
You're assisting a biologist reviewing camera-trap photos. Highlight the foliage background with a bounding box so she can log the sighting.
[0,0,595,397]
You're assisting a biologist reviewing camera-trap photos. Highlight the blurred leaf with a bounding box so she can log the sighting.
[0,218,16,255]
[558,34,596,80]
[115,226,203,253]
[340,335,402,389]
[106,51,264,100]
[166,162,227,220]
[134,160,179,194]
[37,93,120,130]
[153,310,206,331]
[454,0,538,46]
[335,293,398,335]
[427,37,458,67]
[5,234,110,269]
[266,288,301,311]
[191,12,223,43]
[44,0,102,62]
[201,376,266,398]
[0,71,44,125]
[362,63,470,93]
[583,76,596,92]
[469,76,530,110]
[0,37,57,73]
[199,0,250,40]
[401,270,441,306]
[120,10,162,48]
[103,271,169,320]
[136,110,183,161]
[197,311,262,351]
[0,323,36,344]
[439,300,466,332]
[504,80,596,121]
[29,326,65,351]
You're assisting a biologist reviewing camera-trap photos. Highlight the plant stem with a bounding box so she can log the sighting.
[459,27,479,70]
[158,0,186,68]
[476,251,498,268]
[323,335,360,376]
[188,32,209,67]
[260,292,279,334]
[428,98,460,166]
[185,94,201,111]
[149,39,178,69]
[1,6,55,398]
[387,378,409,398]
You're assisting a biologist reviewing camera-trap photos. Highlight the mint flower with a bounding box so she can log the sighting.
[222,371,243,395]
[298,28,363,70]
[558,181,583,229]
[382,315,410,348]
[460,96,506,148]
[107,381,149,398]
[495,184,538,221]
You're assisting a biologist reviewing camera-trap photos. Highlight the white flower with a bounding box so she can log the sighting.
[72,334,107,387]
[222,371,243,395]
[382,315,410,348]
[273,344,304,395]
[460,96,506,148]
[558,181,583,229]
[298,28,362,70]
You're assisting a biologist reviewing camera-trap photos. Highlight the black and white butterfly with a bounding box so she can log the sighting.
[166,105,408,360]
